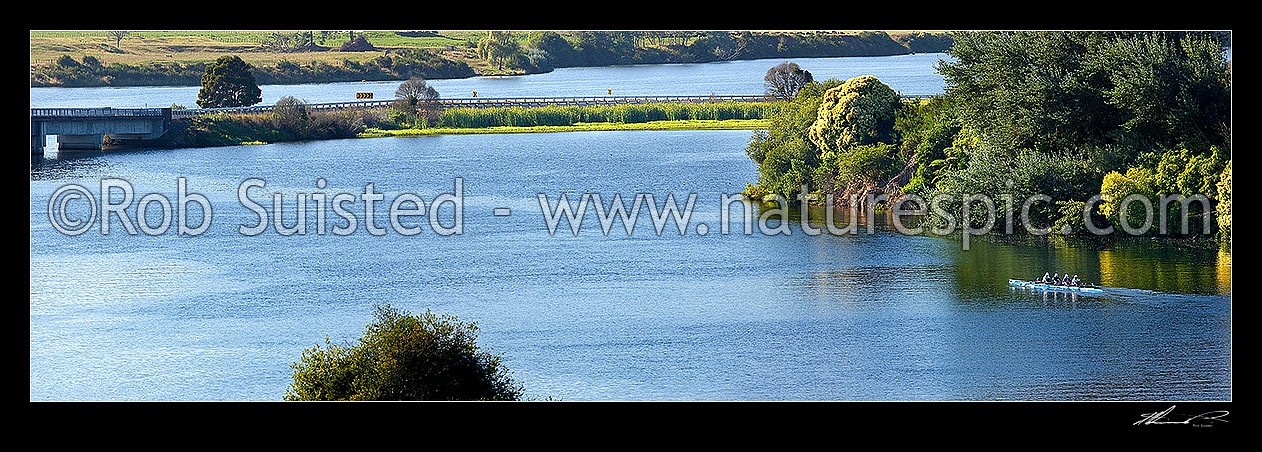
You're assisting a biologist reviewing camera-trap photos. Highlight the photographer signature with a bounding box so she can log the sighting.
[1134,405,1229,426]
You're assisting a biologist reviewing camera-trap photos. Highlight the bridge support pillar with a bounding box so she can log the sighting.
[31,122,45,159]
[56,134,104,152]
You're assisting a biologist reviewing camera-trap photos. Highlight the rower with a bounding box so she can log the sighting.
[1041,272,1051,283]
[1072,275,1081,287]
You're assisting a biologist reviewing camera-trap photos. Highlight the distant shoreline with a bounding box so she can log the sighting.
[31,31,954,88]
[31,51,941,89]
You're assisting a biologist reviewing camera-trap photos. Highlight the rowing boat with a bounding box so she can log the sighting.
[1008,279,1105,293]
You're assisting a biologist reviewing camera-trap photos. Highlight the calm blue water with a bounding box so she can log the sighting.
[29,131,1231,400]
[29,53,952,108]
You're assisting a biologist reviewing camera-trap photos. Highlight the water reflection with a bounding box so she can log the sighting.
[30,131,1230,400]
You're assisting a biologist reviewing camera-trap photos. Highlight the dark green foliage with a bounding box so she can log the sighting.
[157,109,380,148]
[939,31,1230,165]
[930,31,1231,236]
[33,49,474,88]
[1096,33,1232,153]
[895,97,962,194]
[196,56,262,108]
[745,79,846,198]
[896,32,956,53]
[525,31,578,67]
[816,142,902,191]
[285,304,522,401]
[926,149,1106,231]
[518,31,947,69]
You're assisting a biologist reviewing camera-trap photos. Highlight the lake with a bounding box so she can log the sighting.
[29,130,1231,401]
[29,53,952,108]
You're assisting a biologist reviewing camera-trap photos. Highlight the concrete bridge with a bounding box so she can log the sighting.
[32,107,171,157]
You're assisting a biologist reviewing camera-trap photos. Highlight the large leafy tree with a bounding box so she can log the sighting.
[525,31,577,67]
[938,31,1230,164]
[477,31,522,69]
[286,304,522,401]
[807,75,902,154]
[196,55,262,108]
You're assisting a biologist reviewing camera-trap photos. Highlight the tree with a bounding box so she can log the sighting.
[106,31,131,50]
[807,75,902,155]
[938,31,1230,163]
[285,304,523,401]
[196,56,262,108]
[394,77,440,127]
[764,62,814,100]
[525,31,576,67]
[477,31,522,69]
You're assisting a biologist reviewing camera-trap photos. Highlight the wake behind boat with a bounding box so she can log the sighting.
[1009,279,1105,293]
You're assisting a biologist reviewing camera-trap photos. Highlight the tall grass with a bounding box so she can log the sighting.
[436,102,779,128]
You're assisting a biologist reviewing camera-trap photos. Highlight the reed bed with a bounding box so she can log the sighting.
[435,101,780,128]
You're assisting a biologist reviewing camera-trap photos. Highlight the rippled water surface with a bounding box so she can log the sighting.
[30,53,952,108]
[29,131,1231,400]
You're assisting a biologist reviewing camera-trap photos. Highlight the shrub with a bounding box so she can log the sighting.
[1097,147,1228,236]
[815,142,901,190]
[927,148,1104,231]
[285,304,522,401]
[1216,166,1231,243]
[271,96,310,135]
[746,79,845,199]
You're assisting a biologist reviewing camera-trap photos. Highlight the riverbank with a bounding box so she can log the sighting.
[133,101,777,149]
[31,31,953,88]
[358,119,768,137]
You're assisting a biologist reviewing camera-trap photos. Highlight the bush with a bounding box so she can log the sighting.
[815,142,901,190]
[1216,166,1231,243]
[271,96,310,134]
[285,304,522,401]
[1097,146,1227,236]
[746,79,845,198]
[926,148,1104,231]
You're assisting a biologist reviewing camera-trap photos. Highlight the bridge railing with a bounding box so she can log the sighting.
[32,107,168,118]
[167,95,778,118]
[39,94,937,120]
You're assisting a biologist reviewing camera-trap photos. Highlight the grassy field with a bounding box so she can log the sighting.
[31,30,920,71]
[32,30,947,87]
[30,30,536,77]
[359,119,769,137]
[32,31,384,67]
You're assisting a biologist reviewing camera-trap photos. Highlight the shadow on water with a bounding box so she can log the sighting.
[775,202,1230,298]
